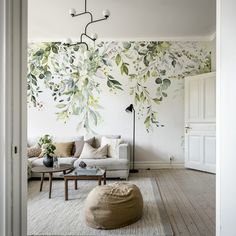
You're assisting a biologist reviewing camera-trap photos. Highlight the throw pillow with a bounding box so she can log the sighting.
[101,137,122,157]
[80,143,108,159]
[74,137,95,158]
[53,142,74,157]
[27,145,41,158]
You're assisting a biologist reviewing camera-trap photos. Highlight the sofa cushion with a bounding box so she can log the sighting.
[74,137,95,158]
[27,145,42,158]
[31,157,77,168]
[93,135,121,148]
[74,157,128,170]
[80,143,108,159]
[53,142,74,157]
[101,137,121,158]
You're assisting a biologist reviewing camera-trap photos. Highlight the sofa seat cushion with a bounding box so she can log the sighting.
[31,157,77,168]
[74,157,128,170]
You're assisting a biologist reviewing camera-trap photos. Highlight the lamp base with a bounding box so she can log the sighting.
[129,169,139,173]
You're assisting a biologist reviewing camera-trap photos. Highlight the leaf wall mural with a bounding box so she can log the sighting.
[27,41,211,133]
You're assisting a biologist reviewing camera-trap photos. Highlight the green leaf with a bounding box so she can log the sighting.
[45,46,51,51]
[90,109,98,126]
[52,45,59,54]
[144,116,151,128]
[56,104,66,109]
[140,91,144,101]
[135,93,140,102]
[110,79,122,86]
[162,92,168,97]
[107,80,112,88]
[122,42,131,49]
[144,55,149,66]
[39,74,45,79]
[172,60,176,67]
[122,63,129,75]
[160,70,166,76]
[115,54,121,65]
[153,98,161,104]
[155,78,162,84]
[162,79,171,90]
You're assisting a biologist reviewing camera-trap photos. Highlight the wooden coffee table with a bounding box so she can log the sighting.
[31,164,73,199]
[64,168,106,201]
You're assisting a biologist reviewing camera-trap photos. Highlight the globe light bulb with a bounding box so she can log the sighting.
[91,33,98,41]
[69,8,76,16]
[65,38,72,45]
[102,9,110,18]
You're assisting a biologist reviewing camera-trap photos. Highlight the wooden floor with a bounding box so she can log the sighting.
[138,169,215,236]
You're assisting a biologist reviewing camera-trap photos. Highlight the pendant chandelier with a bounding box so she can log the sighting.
[65,0,110,50]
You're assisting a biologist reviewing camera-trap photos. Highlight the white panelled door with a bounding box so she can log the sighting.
[185,72,216,173]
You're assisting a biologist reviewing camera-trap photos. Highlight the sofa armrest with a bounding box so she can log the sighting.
[118,143,130,161]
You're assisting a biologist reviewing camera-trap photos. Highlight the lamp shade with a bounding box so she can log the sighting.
[125,104,134,113]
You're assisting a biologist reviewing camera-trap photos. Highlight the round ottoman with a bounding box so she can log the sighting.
[84,182,143,229]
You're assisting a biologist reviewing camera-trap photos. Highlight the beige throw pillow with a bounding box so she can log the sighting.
[27,145,41,158]
[74,137,95,158]
[101,137,121,158]
[53,142,74,157]
[80,143,108,159]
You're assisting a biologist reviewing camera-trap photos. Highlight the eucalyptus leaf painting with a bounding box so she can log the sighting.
[28,41,211,133]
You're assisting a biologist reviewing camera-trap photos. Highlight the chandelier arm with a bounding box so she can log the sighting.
[73,11,93,22]
[80,33,94,42]
[84,17,107,35]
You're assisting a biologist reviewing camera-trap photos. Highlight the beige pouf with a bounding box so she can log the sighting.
[84,182,143,229]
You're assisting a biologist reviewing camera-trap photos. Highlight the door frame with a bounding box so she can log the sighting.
[0,0,27,235]
[1,0,231,235]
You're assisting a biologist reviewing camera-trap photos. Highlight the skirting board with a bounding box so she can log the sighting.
[132,162,185,169]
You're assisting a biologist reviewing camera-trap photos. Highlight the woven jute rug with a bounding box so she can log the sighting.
[28,176,173,236]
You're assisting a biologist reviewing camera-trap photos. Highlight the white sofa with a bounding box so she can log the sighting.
[27,135,130,180]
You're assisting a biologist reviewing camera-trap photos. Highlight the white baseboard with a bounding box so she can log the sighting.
[132,161,185,169]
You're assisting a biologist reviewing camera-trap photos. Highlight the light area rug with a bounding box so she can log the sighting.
[28,176,173,236]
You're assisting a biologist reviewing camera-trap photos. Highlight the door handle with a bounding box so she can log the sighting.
[185,126,192,134]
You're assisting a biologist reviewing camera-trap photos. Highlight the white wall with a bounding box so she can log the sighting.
[27,41,212,167]
[217,0,236,234]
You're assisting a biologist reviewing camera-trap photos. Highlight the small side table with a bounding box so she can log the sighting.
[31,164,73,199]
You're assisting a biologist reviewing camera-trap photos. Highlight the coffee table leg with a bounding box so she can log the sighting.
[40,173,45,192]
[103,172,106,185]
[75,179,78,190]
[49,173,52,199]
[65,178,68,201]
[98,177,102,186]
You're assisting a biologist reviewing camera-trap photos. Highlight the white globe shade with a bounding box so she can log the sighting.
[91,33,98,40]
[65,38,72,45]
[102,9,110,18]
[69,8,76,16]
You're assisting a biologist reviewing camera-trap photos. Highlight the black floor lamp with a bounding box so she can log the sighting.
[125,104,139,173]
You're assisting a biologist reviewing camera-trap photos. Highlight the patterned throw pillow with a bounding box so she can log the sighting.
[80,143,108,159]
[74,137,95,158]
[101,137,122,158]
[27,145,42,158]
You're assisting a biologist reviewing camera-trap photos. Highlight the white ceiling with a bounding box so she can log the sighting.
[28,0,216,41]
